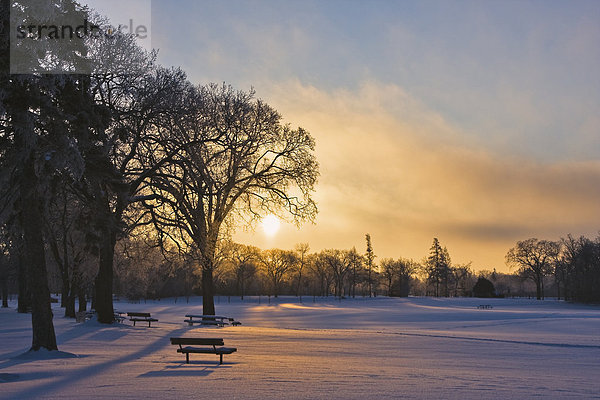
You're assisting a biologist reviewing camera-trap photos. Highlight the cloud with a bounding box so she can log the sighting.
[143,0,600,270]
[235,80,600,270]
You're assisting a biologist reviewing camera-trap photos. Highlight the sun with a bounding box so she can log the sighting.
[262,214,281,237]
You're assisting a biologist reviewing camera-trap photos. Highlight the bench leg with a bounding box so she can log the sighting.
[220,354,223,365]
[133,320,136,326]
[148,321,151,327]
[186,353,189,364]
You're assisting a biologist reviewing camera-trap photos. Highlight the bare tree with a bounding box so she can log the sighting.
[506,238,560,300]
[144,84,318,314]
[557,235,600,303]
[319,249,353,298]
[451,263,473,297]
[310,252,334,297]
[294,243,310,299]
[260,249,297,297]
[225,242,259,300]
[380,258,397,296]
[78,60,191,323]
[380,257,416,297]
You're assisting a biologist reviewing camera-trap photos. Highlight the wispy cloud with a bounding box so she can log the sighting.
[235,80,600,269]
[133,0,600,268]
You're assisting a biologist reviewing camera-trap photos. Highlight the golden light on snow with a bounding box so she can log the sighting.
[262,214,281,237]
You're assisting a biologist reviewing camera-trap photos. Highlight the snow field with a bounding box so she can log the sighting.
[0,296,599,399]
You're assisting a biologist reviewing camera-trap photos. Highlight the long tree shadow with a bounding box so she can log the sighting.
[0,349,85,371]
[7,325,191,400]
[0,319,134,367]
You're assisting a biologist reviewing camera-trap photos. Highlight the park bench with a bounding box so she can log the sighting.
[170,337,237,364]
[477,304,493,309]
[75,310,96,323]
[114,311,126,323]
[127,312,158,327]
[184,314,241,327]
[75,311,89,323]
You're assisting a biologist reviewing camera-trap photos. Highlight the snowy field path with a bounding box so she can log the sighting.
[1,297,599,399]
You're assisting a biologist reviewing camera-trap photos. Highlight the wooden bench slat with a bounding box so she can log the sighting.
[171,338,224,346]
[177,346,236,354]
[184,315,240,327]
[184,319,222,326]
[127,312,152,317]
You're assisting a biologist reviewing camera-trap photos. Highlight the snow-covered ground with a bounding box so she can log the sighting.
[1,296,599,399]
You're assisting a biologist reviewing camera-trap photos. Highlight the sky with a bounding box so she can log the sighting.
[85,0,600,271]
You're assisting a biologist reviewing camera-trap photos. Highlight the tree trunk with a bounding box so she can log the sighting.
[541,278,545,300]
[64,265,78,318]
[202,267,215,315]
[78,289,87,312]
[91,285,96,310]
[64,293,76,318]
[59,254,69,308]
[21,157,58,351]
[59,275,68,307]
[535,278,542,300]
[65,262,81,318]
[240,275,245,300]
[1,278,8,308]
[199,236,217,315]
[368,267,372,297]
[95,229,116,323]
[17,238,31,313]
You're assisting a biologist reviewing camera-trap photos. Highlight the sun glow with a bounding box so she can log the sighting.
[262,214,281,237]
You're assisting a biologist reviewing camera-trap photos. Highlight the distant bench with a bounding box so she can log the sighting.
[184,314,241,327]
[75,310,95,323]
[477,304,493,309]
[170,337,237,364]
[127,312,158,327]
[114,311,126,323]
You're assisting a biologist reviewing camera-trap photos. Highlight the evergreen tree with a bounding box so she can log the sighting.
[473,277,496,298]
[425,238,452,297]
[365,233,375,297]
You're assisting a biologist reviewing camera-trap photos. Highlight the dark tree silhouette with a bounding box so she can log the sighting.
[0,0,94,350]
[557,235,600,303]
[294,243,310,299]
[381,257,415,297]
[472,277,495,298]
[144,84,318,314]
[425,238,452,297]
[260,249,297,298]
[365,234,375,297]
[506,238,559,300]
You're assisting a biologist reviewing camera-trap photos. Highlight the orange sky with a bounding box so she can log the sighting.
[86,0,600,272]
[233,81,600,272]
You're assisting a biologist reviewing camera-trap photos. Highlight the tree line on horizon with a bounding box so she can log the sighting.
[110,233,599,303]
[4,232,597,309]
